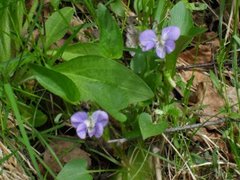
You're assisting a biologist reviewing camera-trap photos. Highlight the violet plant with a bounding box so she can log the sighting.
[138,26,180,89]
[0,0,217,179]
[128,1,205,140]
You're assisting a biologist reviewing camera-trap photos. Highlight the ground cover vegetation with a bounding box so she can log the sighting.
[0,0,240,179]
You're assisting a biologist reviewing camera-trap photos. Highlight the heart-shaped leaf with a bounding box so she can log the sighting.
[54,56,153,122]
[56,159,92,180]
[138,113,168,140]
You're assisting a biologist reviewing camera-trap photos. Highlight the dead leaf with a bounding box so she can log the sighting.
[180,32,220,64]
[226,86,239,112]
[178,64,225,129]
[42,139,91,174]
[192,128,230,159]
[179,45,213,64]
[196,81,225,129]
[126,14,138,56]
[0,141,30,180]
[70,17,89,43]
[192,128,221,143]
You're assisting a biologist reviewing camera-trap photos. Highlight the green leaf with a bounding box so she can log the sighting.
[154,0,169,24]
[165,29,205,76]
[229,112,240,120]
[130,51,147,75]
[209,70,221,93]
[163,104,182,119]
[188,2,208,11]
[233,35,240,46]
[120,148,154,179]
[96,4,123,59]
[50,0,60,9]
[165,2,206,76]
[56,159,92,180]
[18,102,47,127]
[45,7,74,49]
[51,4,123,61]
[110,0,126,17]
[0,53,34,77]
[30,64,80,104]
[0,7,11,62]
[55,56,153,121]
[138,113,168,140]
[59,43,106,61]
[168,1,193,35]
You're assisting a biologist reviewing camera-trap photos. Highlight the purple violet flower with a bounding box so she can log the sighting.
[139,26,180,59]
[70,110,109,139]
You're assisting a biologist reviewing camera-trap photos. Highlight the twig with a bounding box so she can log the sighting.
[176,62,216,70]
[164,118,228,133]
[107,118,237,143]
[176,61,239,71]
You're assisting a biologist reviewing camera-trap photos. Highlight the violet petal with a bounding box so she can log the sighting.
[92,110,108,127]
[94,123,104,138]
[156,46,166,59]
[139,30,157,51]
[161,26,180,41]
[165,40,176,54]
[76,123,87,139]
[70,111,88,128]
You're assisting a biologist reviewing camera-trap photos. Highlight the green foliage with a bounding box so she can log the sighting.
[110,0,126,17]
[60,43,106,60]
[165,1,206,75]
[96,4,123,59]
[1,0,236,179]
[30,64,80,104]
[182,0,208,11]
[233,35,240,46]
[134,0,154,17]
[118,147,154,179]
[18,102,47,127]
[44,7,74,49]
[130,50,147,75]
[210,70,222,94]
[168,1,194,35]
[0,2,15,62]
[57,4,123,60]
[3,83,42,177]
[154,0,169,25]
[138,113,168,139]
[54,56,153,121]
[56,159,92,180]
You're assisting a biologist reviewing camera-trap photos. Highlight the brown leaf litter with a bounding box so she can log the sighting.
[41,139,91,174]
[0,141,30,180]
[176,31,238,130]
[179,32,220,64]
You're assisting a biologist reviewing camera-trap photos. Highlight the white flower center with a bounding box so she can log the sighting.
[156,36,165,49]
[157,36,165,46]
[84,117,96,132]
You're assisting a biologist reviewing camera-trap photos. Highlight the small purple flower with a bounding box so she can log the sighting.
[139,26,180,59]
[70,110,108,139]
